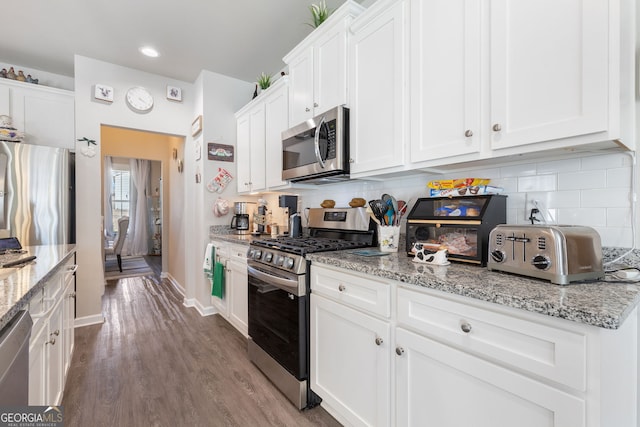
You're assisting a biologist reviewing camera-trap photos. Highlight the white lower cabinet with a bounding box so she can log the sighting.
[28,253,77,406]
[395,327,584,427]
[311,294,391,427]
[310,264,637,427]
[210,240,248,337]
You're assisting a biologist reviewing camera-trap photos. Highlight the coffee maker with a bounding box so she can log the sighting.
[279,195,302,238]
[230,202,254,235]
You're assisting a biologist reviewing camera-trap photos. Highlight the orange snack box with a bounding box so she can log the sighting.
[427,178,490,190]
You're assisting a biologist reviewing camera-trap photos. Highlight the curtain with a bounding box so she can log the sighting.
[129,159,150,256]
[104,156,114,238]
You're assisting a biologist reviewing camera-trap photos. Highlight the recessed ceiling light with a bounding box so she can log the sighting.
[139,46,159,58]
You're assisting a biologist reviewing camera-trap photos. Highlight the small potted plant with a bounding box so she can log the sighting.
[257,72,272,91]
[308,0,331,28]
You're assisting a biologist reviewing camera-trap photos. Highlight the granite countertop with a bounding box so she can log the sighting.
[306,250,640,330]
[0,244,76,331]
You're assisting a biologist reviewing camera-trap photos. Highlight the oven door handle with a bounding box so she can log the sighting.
[247,265,302,295]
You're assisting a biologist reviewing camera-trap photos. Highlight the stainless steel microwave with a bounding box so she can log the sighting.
[281,106,350,184]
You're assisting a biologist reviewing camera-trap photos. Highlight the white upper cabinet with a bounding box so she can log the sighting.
[489,0,616,151]
[409,0,482,163]
[284,0,365,127]
[235,78,289,193]
[0,79,75,149]
[349,0,409,177]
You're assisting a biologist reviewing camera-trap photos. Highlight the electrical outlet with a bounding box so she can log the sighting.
[524,193,556,224]
[524,194,540,222]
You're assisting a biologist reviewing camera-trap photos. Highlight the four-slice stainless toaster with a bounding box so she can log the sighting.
[486,224,604,285]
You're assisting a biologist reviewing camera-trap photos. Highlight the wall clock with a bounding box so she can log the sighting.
[126,86,154,113]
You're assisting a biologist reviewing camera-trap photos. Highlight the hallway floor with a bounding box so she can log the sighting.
[62,273,341,426]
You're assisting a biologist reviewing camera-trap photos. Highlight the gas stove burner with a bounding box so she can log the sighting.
[252,236,369,255]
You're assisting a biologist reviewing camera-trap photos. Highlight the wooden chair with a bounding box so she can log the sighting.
[105,217,129,272]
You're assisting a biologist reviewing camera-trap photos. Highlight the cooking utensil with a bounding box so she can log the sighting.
[368,199,387,224]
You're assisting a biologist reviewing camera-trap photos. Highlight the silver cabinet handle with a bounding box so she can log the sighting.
[461,322,472,333]
[313,102,318,108]
[349,158,354,163]
[69,292,76,299]
[51,329,60,336]
[375,337,383,346]
[338,284,346,292]
[46,338,56,345]
[464,129,473,137]
[492,123,502,132]
[305,107,310,112]
[395,347,405,356]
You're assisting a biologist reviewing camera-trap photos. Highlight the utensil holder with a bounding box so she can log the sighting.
[378,225,401,252]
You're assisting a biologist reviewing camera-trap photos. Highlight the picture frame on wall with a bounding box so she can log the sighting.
[94,84,114,102]
[207,143,234,162]
[191,115,202,137]
[167,85,182,102]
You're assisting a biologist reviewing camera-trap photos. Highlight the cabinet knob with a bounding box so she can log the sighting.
[305,107,311,112]
[395,347,405,356]
[338,284,346,292]
[464,129,473,137]
[52,329,60,336]
[69,292,76,298]
[313,102,318,108]
[460,322,472,333]
[46,338,56,345]
[375,337,384,346]
[492,123,502,132]
[349,158,354,163]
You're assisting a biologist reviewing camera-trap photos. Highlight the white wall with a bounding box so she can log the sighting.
[74,55,193,325]
[183,70,252,314]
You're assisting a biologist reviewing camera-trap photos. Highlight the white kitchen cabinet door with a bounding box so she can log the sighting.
[264,84,289,189]
[288,47,314,127]
[47,296,64,405]
[209,241,229,316]
[3,81,75,149]
[235,104,266,193]
[489,0,613,150]
[311,294,391,427]
[410,0,481,162]
[395,327,585,427]
[227,256,248,337]
[28,317,47,406]
[62,263,76,379]
[349,0,408,177]
[313,25,349,117]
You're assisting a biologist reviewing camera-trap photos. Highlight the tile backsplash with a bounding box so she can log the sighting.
[294,151,635,248]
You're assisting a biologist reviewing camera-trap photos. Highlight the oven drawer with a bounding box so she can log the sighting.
[397,286,587,391]
[310,265,391,318]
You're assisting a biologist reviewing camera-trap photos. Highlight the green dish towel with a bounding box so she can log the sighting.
[212,261,225,298]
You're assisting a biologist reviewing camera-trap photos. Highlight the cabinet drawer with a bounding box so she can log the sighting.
[311,265,391,318]
[397,287,586,391]
[228,245,248,263]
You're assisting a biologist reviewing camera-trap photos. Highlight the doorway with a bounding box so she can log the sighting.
[101,125,184,279]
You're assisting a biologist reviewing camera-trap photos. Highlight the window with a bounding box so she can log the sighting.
[111,169,130,231]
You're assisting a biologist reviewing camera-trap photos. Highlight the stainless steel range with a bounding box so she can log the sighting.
[246,207,376,409]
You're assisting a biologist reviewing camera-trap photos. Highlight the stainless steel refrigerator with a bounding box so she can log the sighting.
[0,141,75,246]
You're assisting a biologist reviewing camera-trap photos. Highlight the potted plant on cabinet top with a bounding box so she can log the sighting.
[308,0,331,28]
[257,72,272,91]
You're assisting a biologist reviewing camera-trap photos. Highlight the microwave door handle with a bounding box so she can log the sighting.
[314,115,326,169]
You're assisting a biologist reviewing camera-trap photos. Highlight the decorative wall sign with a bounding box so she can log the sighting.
[167,85,182,101]
[207,143,234,162]
[94,84,114,102]
[191,115,202,136]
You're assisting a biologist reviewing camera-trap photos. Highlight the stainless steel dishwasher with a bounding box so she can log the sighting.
[0,310,32,404]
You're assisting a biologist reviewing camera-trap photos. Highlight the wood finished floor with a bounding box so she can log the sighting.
[62,266,341,427]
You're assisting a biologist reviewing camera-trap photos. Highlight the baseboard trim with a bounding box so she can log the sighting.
[74,314,104,328]
[165,273,185,297]
[183,298,217,317]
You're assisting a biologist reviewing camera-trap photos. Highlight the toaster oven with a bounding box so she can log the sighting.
[405,195,507,266]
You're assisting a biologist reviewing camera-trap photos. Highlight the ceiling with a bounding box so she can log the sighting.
[1,0,363,84]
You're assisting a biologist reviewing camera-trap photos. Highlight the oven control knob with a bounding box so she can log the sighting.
[532,255,551,270]
[283,257,295,269]
[274,255,284,266]
[264,252,273,262]
[490,250,506,263]
[254,250,262,260]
